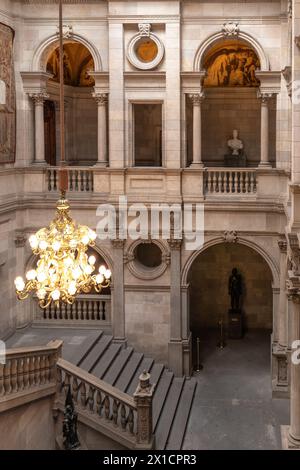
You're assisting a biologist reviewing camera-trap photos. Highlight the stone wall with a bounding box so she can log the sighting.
[0,396,55,449]
[188,243,273,333]
[125,289,170,363]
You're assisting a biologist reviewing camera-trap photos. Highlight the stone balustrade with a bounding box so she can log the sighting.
[46,167,94,192]
[34,295,111,326]
[56,358,154,449]
[0,340,62,412]
[204,168,257,195]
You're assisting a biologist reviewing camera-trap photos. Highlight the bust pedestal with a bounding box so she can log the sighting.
[224,153,247,168]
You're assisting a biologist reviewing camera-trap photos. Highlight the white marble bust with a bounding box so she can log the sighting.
[227,129,243,156]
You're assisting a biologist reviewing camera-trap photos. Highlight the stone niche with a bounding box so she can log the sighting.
[0,23,15,164]
[188,243,273,333]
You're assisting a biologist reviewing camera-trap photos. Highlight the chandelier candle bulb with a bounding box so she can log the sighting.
[14,195,111,308]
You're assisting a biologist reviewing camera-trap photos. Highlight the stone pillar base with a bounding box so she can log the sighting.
[168,340,183,377]
[281,425,300,450]
[190,162,204,168]
[258,161,272,168]
[272,343,289,398]
[32,160,47,166]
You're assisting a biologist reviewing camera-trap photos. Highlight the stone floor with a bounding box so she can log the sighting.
[182,330,289,450]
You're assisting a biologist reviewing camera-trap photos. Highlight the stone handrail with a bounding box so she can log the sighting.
[34,294,111,324]
[56,358,154,449]
[0,340,62,412]
[204,168,257,195]
[46,167,94,192]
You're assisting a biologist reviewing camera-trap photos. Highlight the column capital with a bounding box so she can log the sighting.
[257,91,273,104]
[29,92,49,104]
[189,92,205,105]
[92,92,108,105]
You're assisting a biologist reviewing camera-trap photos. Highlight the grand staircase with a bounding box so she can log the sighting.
[60,330,197,450]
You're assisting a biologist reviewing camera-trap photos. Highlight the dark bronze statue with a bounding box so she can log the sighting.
[228,267,242,310]
[62,386,80,450]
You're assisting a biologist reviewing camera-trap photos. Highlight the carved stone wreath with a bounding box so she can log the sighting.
[127,24,164,71]
[125,239,170,280]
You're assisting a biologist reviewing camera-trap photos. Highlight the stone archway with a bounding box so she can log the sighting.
[184,241,276,369]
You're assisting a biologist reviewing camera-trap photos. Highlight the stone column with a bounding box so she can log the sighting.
[93,93,108,166]
[29,92,49,164]
[168,239,183,376]
[189,93,205,168]
[258,92,272,168]
[288,290,300,447]
[111,239,125,342]
[278,239,288,348]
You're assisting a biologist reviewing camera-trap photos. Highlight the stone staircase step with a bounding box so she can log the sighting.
[154,377,185,450]
[79,334,113,372]
[153,371,174,430]
[74,331,104,366]
[165,379,197,450]
[149,363,165,390]
[102,347,134,385]
[91,343,123,379]
[126,357,154,395]
[114,352,144,392]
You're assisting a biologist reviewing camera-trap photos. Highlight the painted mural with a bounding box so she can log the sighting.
[203,42,260,87]
[0,23,15,163]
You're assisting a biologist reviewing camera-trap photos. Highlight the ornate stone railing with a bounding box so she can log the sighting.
[46,167,94,192]
[0,340,62,412]
[204,168,257,195]
[56,359,154,449]
[34,295,111,325]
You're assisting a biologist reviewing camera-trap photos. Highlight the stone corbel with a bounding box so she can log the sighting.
[14,232,27,248]
[295,36,300,49]
[223,230,238,243]
[282,66,292,98]
[287,233,300,277]
[56,24,73,39]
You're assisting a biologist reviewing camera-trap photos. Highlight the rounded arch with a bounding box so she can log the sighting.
[181,237,279,288]
[32,33,102,72]
[193,31,270,72]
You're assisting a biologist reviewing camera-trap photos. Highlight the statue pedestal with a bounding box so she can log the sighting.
[228,308,243,339]
[224,154,247,168]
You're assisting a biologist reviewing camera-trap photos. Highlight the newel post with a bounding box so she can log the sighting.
[134,371,155,449]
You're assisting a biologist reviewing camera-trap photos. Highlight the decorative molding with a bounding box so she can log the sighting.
[222,22,239,37]
[257,91,274,104]
[223,230,238,243]
[295,36,300,49]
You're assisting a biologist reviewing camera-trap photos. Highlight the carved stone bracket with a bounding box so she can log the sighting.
[138,23,151,37]
[111,239,125,249]
[295,36,300,49]
[222,22,239,37]
[282,66,292,98]
[287,233,300,276]
[223,230,238,243]
[278,238,287,254]
[56,24,73,39]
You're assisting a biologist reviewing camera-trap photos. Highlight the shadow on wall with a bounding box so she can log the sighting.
[188,243,273,334]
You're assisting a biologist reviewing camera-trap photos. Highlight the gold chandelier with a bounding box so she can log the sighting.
[14,194,111,309]
[14,0,111,309]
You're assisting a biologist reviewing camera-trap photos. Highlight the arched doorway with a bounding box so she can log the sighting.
[44,41,97,166]
[187,242,273,367]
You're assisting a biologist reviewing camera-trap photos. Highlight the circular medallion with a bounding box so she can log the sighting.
[127,33,164,70]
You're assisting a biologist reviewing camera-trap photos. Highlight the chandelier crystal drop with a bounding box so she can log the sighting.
[14,195,111,309]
